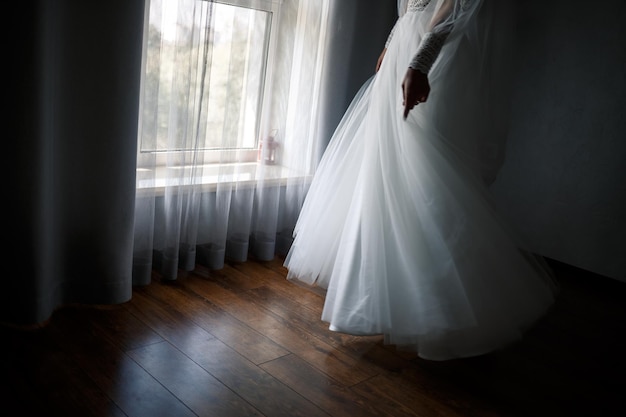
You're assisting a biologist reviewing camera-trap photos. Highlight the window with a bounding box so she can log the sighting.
[138,0,282,167]
[136,0,329,192]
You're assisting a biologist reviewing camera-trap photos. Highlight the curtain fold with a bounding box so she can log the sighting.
[4,0,145,325]
[133,0,332,282]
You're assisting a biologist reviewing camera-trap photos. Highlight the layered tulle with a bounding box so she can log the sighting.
[284,4,557,360]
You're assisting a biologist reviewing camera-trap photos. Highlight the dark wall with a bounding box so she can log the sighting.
[491,0,626,281]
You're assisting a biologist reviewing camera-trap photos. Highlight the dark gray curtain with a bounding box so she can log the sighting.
[4,0,145,325]
[317,0,397,155]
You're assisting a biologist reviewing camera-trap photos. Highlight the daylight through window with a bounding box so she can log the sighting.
[139,0,275,160]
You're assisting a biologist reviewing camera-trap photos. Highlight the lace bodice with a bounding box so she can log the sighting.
[407,0,471,12]
[407,0,432,12]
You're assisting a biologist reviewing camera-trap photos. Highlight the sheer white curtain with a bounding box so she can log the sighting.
[132,0,330,283]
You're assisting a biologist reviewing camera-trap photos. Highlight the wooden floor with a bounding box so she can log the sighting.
[1,257,624,417]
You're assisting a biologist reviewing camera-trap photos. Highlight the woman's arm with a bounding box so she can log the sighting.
[402,0,464,118]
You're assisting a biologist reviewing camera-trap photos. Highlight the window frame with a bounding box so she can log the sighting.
[137,0,284,170]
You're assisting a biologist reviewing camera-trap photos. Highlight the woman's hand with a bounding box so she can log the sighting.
[401,68,430,119]
[376,48,387,73]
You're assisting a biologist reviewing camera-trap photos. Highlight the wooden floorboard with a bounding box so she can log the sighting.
[1,257,625,417]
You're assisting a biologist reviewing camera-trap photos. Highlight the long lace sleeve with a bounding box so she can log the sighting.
[408,0,474,74]
[408,31,449,74]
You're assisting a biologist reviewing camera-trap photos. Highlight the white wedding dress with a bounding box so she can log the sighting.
[284,0,557,361]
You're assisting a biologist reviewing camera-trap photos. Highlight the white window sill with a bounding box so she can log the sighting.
[136,162,311,197]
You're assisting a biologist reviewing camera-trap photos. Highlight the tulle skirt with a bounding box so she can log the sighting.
[284,11,557,361]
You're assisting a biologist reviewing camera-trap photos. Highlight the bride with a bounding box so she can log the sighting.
[284,0,558,361]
